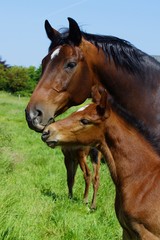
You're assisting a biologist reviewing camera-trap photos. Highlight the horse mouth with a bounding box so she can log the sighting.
[26,121,44,133]
[27,118,55,133]
[46,140,58,148]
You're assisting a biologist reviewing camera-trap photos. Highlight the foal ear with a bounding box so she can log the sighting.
[91,85,106,104]
[92,85,110,117]
[68,17,82,46]
[99,90,108,109]
[97,89,110,118]
[45,20,60,41]
[91,85,101,104]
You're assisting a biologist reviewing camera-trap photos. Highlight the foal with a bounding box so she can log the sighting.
[42,89,160,240]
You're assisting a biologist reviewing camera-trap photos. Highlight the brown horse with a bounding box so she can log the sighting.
[25,18,160,211]
[25,18,160,154]
[62,146,101,209]
[42,88,160,240]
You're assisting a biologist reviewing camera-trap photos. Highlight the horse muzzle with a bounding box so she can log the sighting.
[41,130,50,141]
[41,129,58,148]
[25,108,54,133]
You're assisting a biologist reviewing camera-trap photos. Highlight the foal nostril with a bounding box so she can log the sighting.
[41,130,50,142]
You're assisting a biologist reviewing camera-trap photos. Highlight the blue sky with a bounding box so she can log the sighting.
[0,0,160,67]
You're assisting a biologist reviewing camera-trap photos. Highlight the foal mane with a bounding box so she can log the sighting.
[110,98,160,155]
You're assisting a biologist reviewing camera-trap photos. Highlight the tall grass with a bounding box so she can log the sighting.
[0,92,122,240]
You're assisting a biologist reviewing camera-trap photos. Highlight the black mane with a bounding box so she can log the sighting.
[49,28,160,74]
[82,32,145,73]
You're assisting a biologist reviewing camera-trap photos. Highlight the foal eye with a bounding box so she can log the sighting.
[66,62,77,69]
[80,119,90,125]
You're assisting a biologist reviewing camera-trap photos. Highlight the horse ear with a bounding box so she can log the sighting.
[45,20,60,41]
[99,90,108,109]
[91,85,106,104]
[92,85,110,117]
[98,90,110,118]
[68,17,82,46]
[91,85,101,104]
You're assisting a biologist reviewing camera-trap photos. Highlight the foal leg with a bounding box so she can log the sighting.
[132,222,160,240]
[78,148,91,205]
[62,147,79,199]
[122,229,135,240]
[90,148,101,209]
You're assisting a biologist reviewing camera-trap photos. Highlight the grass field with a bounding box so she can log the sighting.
[0,91,122,240]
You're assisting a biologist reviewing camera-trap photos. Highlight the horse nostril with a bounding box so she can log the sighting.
[25,108,32,122]
[36,109,43,117]
[25,106,46,132]
[25,108,43,122]
[41,130,50,142]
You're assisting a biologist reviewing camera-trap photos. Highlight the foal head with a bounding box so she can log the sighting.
[42,87,110,148]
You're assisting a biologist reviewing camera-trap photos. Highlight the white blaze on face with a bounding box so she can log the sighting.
[51,47,61,60]
[76,105,89,112]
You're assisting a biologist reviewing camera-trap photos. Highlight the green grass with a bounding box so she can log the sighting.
[0,91,122,240]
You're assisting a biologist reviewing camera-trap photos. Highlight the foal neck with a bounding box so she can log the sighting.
[101,110,160,185]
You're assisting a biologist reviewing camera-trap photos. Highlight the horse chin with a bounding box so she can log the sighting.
[28,118,55,133]
[26,121,45,133]
[46,140,58,148]
[45,140,78,149]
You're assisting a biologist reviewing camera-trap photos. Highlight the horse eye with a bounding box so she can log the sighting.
[66,62,77,69]
[80,119,90,125]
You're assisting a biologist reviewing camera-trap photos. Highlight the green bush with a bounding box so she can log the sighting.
[0,59,42,96]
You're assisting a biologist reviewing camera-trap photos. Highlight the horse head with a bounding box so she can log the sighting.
[25,18,99,132]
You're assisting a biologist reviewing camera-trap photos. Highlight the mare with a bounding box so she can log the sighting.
[42,88,160,240]
[25,18,160,153]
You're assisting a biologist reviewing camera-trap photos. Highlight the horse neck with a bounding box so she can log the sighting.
[86,42,160,133]
[99,110,160,186]
[82,40,108,86]
[87,47,140,102]
[91,52,138,97]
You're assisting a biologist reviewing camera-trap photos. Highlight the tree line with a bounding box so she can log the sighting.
[0,58,41,96]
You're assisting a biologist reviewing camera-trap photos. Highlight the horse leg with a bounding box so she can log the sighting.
[122,224,159,240]
[132,222,160,240]
[62,147,79,199]
[122,229,134,240]
[78,148,91,205]
[90,148,101,209]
